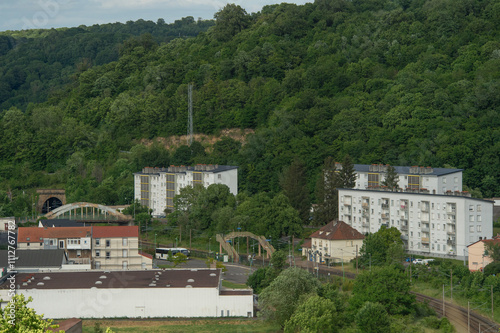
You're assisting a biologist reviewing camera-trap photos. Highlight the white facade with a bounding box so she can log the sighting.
[0,270,253,319]
[350,164,463,194]
[134,165,238,216]
[339,188,493,260]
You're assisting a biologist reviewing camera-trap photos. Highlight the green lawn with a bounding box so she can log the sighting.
[221,280,248,289]
[82,319,280,333]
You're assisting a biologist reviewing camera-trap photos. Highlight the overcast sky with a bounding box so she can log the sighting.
[0,0,311,32]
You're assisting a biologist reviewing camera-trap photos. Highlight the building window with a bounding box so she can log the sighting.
[106,251,111,259]
[454,177,458,183]
[218,174,222,179]
[123,249,128,258]
[469,205,474,212]
[123,238,127,246]
[122,261,128,269]
[469,225,474,232]
[95,261,101,269]
[106,240,111,247]
[477,215,481,222]
[477,225,482,232]
[96,250,100,257]
[469,215,474,222]
[27,243,30,246]
[77,250,82,257]
[477,205,481,212]
[95,238,100,246]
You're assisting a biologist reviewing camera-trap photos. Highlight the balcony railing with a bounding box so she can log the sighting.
[422,227,430,233]
[400,224,408,230]
[421,237,430,244]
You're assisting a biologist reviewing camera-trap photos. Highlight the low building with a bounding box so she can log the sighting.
[0,249,68,272]
[303,221,365,265]
[0,217,15,231]
[467,235,500,272]
[0,269,253,319]
[134,165,238,216]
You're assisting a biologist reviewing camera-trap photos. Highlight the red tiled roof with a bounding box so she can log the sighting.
[92,226,139,238]
[139,251,153,259]
[309,221,365,241]
[18,227,91,242]
[302,239,312,249]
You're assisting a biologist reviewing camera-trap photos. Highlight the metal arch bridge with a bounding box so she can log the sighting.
[44,202,131,223]
[216,231,276,260]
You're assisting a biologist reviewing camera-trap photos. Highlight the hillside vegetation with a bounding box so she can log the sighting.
[1,0,499,217]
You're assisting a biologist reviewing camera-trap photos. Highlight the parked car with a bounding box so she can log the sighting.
[413,259,424,264]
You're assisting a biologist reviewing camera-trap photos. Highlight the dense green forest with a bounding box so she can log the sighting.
[1,0,500,218]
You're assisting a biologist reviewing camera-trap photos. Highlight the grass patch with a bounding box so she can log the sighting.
[222,280,248,289]
[82,319,280,333]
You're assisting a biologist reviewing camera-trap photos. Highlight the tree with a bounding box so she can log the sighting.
[213,4,251,42]
[338,155,356,188]
[0,294,62,332]
[350,266,415,315]
[280,157,311,223]
[483,262,500,276]
[355,301,391,333]
[284,295,339,333]
[382,165,399,191]
[171,253,188,267]
[359,225,404,267]
[259,267,321,327]
[484,240,500,262]
[314,157,341,224]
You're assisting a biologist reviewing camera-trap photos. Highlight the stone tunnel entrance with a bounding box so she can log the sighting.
[36,189,66,214]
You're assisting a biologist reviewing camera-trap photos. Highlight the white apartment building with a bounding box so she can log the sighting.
[337,164,493,260]
[134,165,238,216]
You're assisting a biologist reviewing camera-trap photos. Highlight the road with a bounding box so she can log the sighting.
[155,258,256,284]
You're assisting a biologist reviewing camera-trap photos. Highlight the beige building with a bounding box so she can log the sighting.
[92,226,151,270]
[303,221,365,265]
[467,235,500,271]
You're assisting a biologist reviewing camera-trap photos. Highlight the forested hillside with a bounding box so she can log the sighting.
[1,0,500,217]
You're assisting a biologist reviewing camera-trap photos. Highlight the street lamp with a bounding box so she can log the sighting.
[209,237,211,258]
[155,233,157,249]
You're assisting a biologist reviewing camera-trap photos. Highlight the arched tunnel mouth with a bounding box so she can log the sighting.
[42,197,63,214]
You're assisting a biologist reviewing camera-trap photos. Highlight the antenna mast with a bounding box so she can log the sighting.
[188,83,193,146]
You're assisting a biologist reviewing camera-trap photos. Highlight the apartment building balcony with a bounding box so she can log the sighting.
[343,198,352,205]
[421,227,430,233]
[401,235,408,241]
[421,237,430,244]
[447,218,456,224]
[362,222,370,228]
[400,204,407,210]
[420,214,429,222]
[421,246,431,253]
[447,230,456,235]
[362,211,370,218]
[400,224,408,231]
[381,203,389,209]
[381,213,389,219]
[421,205,429,212]
[67,257,91,265]
[446,209,456,214]
[447,238,456,245]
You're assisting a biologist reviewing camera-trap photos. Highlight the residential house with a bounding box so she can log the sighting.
[467,235,500,271]
[0,249,68,273]
[92,226,151,270]
[303,221,365,265]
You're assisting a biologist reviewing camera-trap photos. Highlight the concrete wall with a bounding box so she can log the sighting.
[19,287,252,318]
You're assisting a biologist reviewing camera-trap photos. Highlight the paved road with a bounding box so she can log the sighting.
[155,258,256,284]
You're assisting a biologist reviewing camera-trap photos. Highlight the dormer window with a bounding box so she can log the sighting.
[26,237,30,241]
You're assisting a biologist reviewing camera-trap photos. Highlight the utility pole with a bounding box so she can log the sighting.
[356,245,358,274]
[189,229,192,249]
[442,284,445,316]
[450,269,453,300]
[187,83,193,146]
[468,301,470,333]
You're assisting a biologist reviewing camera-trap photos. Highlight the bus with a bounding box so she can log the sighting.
[155,247,190,260]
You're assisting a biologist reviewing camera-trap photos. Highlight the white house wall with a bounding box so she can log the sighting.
[339,189,493,260]
[19,287,252,318]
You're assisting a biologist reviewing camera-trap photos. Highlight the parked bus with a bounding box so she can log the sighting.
[155,247,190,260]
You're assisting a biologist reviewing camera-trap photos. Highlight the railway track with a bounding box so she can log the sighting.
[414,293,498,333]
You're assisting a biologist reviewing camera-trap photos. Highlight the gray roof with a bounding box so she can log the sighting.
[39,219,88,228]
[135,165,238,176]
[354,164,462,176]
[0,249,65,268]
[0,269,222,290]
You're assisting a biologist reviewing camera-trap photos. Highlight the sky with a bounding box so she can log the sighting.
[0,0,311,32]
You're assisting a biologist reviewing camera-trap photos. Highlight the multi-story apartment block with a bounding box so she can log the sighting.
[338,164,493,260]
[92,226,151,270]
[134,165,238,216]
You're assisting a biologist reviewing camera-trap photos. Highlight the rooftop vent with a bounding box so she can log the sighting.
[99,275,107,279]
[95,281,102,285]
[186,285,193,288]
[37,282,44,286]
[191,269,198,272]
[43,276,51,280]
[210,273,217,277]
[187,279,195,283]
[149,283,156,287]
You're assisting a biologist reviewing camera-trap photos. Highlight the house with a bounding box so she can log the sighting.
[0,217,15,231]
[0,249,68,272]
[92,226,151,270]
[0,269,253,319]
[303,221,365,265]
[337,164,493,260]
[134,165,238,217]
[467,235,500,271]
[17,227,92,266]
[38,219,87,228]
